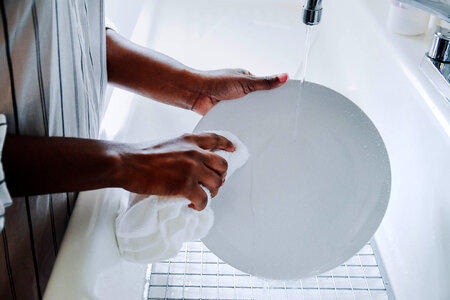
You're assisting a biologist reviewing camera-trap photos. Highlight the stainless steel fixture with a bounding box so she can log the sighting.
[302,0,322,26]
[302,0,449,101]
[428,25,450,62]
[304,0,449,28]
[397,0,450,101]
[421,26,450,102]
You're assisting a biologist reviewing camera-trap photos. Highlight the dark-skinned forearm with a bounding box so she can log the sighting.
[106,29,200,110]
[2,134,123,197]
[1,133,234,211]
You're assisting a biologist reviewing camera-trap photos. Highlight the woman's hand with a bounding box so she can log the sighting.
[188,69,288,115]
[3,133,233,211]
[118,133,235,211]
[106,30,288,115]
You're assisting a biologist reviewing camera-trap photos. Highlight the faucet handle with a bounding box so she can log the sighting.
[428,26,450,62]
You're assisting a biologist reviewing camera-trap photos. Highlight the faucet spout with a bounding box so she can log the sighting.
[303,0,323,26]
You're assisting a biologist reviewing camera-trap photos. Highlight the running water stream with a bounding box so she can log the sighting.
[292,25,315,141]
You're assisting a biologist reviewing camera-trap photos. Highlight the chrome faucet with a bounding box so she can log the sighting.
[420,26,450,102]
[302,0,322,26]
[301,0,450,101]
[303,0,449,27]
[400,0,450,102]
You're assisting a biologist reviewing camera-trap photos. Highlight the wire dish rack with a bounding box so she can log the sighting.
[144,240,391,300]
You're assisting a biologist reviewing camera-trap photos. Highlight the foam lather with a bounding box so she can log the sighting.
[115,131,249,263]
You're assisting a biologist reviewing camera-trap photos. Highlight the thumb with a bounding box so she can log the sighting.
[251,73,288,91]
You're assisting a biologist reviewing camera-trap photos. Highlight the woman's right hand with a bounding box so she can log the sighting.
[117,133,235,211]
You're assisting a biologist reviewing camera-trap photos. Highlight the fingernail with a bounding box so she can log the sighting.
[277,73,288,83]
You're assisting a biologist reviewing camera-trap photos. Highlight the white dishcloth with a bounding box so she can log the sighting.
[115,131,249,263]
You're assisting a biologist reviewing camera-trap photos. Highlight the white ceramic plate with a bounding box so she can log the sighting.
[194,80,391,280]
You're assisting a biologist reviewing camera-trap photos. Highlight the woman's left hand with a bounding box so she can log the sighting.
[188,69,288,115]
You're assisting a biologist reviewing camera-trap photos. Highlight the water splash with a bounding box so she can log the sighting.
[292,25,315,141]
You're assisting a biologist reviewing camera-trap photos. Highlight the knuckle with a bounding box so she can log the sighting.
[204,133,222,148]
[213,134,221,144]
[214,176,222,188]
[211,188,219,198]
[250,81,257,91]
[220,157,228,171]
[208,133,220,141]
[199,194,208,210]
[237,81,249,95]
[245,81,256,93]
[181,159,198,177]
[180,133,191,140]
[210,154,228,171]
[185,149,200,158]
[181,133,200,143]
[263,77,273,89]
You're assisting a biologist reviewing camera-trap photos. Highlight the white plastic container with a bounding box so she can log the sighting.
[387,0,431,35]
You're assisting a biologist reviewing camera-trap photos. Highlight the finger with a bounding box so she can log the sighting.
[198,166,223,197]
[202,152,228,176]
[187,184,208,211]
[251,73,288,91]
[187,133,235,152]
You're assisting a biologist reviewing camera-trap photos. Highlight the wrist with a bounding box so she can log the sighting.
[176,68,208,110]
[107,142,134,190]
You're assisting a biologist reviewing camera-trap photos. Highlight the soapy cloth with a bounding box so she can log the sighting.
[115,131,249,263]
